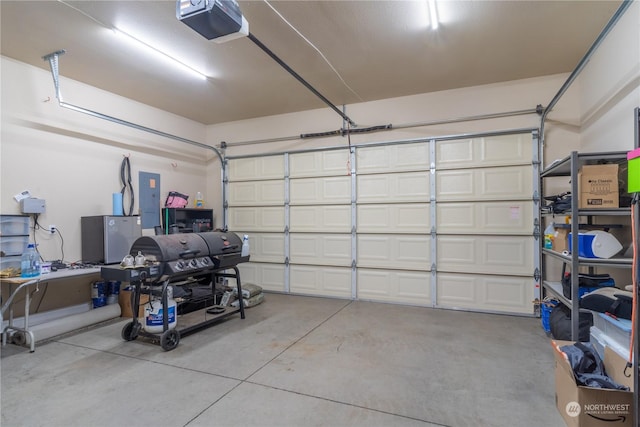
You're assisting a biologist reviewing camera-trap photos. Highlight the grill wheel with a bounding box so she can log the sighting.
[121,322,140,341]
[160,329,180,351]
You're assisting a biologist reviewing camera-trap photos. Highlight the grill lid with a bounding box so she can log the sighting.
[130,233,213,277]
[198,231,242,255]
[197,231,247,269]
[128,231,248,277]
[130,233,209,263]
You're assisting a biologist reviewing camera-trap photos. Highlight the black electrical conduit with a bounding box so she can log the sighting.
[41,50,224,167]
[247,32,357,128]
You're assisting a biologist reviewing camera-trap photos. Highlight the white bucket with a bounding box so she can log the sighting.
[143,286,177,333]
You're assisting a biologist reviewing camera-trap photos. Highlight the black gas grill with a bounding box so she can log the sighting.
[100,230,250,351]
[129,231,246,279]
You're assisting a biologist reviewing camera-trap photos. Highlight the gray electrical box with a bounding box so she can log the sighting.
[20,198,46,214]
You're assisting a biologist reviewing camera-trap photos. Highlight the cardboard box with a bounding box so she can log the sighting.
[553,340,634,427]
[579,164,619,209]
[118,289,149,318]
[553,228,569,253]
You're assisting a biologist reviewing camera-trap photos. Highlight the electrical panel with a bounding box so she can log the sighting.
[20,198,46,214]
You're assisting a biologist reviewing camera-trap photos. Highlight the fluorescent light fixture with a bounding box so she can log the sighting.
[112,28,208,80]
[428,0,439,30]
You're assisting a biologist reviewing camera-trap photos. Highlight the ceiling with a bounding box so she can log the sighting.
[0,1,622,126]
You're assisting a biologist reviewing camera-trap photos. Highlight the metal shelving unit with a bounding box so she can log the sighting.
[540,150,631,340]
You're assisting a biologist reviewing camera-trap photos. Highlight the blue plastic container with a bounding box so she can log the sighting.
[92,281,106,308]
[541,300,559,333]
[568,233,597,258]
[107,280,121,296]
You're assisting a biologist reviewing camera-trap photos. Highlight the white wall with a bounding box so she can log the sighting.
[1,56,219,263]
[209,74,570,158]
[547,1,640,154]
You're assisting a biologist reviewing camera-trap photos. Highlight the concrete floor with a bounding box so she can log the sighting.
[1,293,564,427]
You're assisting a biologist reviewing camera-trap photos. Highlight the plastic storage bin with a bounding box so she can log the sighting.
[590,326,606,360]
[0,256,21,271]
[0,236,29,257]
[590,326,628,360]
[593,312,632,354]
[0,215,29,236]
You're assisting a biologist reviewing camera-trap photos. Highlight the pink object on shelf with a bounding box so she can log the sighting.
[626,147,640,160]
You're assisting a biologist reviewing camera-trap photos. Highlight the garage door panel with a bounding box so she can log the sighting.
[357,269,430,305]
[289,150,350,177]
[357,142,429,174]
[228,180,284,206]
[235,232,283,263]
[290,233,351,266]
[237,263,285,292]
[437,235,534,275]
[228,156,284,181]
[290,265,351,297]
[228,207,284,232]
[357,203,430,233]
[483,167,531,198]
[358,172,430,203]
[435,170,474,200]
[290,205,351,232]
[436,134,531,169]
[437,272,533,314]
[437,166,532,201]
[437,201,533,234]
[480,135,530,165]
[357,234,430,270]
[290,176,351,205]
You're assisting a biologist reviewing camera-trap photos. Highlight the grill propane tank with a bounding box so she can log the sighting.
[143,285,177,333]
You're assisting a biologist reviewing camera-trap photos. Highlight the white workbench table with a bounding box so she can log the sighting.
[1,267,101,352]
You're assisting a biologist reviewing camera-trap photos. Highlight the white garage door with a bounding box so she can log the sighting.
[227,155,286,292]
[288,150,352,298]
[226,131,539,315]
[435,133,537,314]
[355,141,432,305]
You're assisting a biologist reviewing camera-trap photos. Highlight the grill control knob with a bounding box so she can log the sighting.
[190,259,198,267]
[201,257,209,265]
[176,261,185,270]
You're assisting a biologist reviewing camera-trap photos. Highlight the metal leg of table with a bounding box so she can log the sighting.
[1,280,38,352]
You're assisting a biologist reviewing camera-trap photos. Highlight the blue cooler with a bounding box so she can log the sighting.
[568,231,623,259]
[568,233,597,258]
